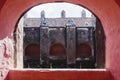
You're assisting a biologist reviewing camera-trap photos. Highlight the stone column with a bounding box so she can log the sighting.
[81,10,86,18]
[61,10,66,18]
[40,26,50,68]
[66,20,76,67]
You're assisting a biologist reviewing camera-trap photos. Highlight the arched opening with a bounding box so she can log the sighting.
[49,43,66,68]
[25,44,40,58]
[1,0,120,80]
[76,43,95,68]
[76,43,92,58]
[50,43,66,58]
[14,2,105,69]
[24,44,40,68]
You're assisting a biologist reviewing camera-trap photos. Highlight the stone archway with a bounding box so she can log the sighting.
[25,44,40,58]
[49,43,66,68]
[13,1,106,68]
[24,44,40,68]
[76,43,92,58]
[50,43,66,58]
[76,43,95,68]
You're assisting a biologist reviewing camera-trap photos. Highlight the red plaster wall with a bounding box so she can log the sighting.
[7,70,113,80]
[0,0,6,10]
[0,0,120,80]
[115,0,120,6]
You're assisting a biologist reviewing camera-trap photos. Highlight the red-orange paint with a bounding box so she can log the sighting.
[0,0,120,80]
[6,70,113,80]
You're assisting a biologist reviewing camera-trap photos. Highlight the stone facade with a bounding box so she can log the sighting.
[23,10,105,68]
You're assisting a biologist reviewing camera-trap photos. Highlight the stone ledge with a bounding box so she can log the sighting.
[6,69,113,80]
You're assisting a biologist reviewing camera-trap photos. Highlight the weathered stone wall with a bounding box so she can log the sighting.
[0,37,14,80]
[24,27,40,48]
[24,18,95,27]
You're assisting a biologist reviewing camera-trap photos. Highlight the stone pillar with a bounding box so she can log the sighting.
[40,10,47,27]
[91,14,96,27]
[40,11,50,67]
[41,10,45,18]
[66,20,76,67]
[81,10,86,18]
[40,26,50,68]
[61,10,66,18]
[88,27,95,57]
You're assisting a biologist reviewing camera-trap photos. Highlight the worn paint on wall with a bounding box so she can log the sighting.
[0,37,14,80]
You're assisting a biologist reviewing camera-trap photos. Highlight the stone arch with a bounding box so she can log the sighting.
[10,1,106,69]
[76,43,92,58]
[50,43,66,59]
[14,1,106,68]
[25,44,40,58]
[24,43,40,68]
[49,43,66,68]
